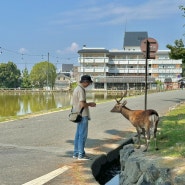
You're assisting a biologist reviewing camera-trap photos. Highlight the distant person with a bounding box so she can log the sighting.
[72,75,96,160]
[180,81,184,90]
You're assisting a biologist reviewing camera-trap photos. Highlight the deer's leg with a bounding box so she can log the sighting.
[136,127,141,149]
[141,128,146,140]
[141,128,148,150]
[143,128,150,152]
[154,123,159,150]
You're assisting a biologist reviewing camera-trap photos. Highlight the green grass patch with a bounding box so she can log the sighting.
[152,104,185,158]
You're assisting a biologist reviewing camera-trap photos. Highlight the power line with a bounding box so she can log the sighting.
[0,47,47,57]
[0,46,78,73]
[0,46,78,61]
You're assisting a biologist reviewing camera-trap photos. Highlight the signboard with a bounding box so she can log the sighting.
[140,38,158,59]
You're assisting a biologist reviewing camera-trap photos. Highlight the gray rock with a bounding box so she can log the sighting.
[119,144,185,185]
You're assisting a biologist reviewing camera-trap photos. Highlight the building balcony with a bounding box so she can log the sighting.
[109,60,129,64]
[109,59,146,65]
[93,76,155,83]
[79,58,182,69]
[78,57,109,63]
[108,68,145,73]
[79,67,109,73]
[149,59,182,64]
[80,66,182,74]
[151,68,182,73]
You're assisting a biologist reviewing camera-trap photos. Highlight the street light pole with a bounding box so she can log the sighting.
[47,52,49,89]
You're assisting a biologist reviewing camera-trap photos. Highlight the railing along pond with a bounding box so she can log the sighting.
[0,88,167,119]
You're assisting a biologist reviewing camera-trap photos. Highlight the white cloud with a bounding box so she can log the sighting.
[19,48,28,54]
[66,42,79,52]
[56,49,62,54]
[56,42,80,54]
[51,0,183,27]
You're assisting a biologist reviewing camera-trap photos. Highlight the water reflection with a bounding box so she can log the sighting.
[0,91,113,117]
[0,92,73,116]
[0,94,21,116]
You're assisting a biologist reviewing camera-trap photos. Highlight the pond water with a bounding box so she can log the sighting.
[105,175,119,185]
[0,91,113,117]
[96,158,120,185]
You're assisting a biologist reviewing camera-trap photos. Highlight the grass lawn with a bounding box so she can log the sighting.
[152,103,185,158]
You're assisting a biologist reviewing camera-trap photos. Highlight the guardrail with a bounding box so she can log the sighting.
[0,88,70,93]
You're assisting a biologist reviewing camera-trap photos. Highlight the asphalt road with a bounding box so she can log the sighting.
[0,90,184,185]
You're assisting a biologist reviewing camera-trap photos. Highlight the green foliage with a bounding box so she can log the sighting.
[179,5,185,37]
[179,5,185,18]
[156,80,163,85]
[155,104,185,157]
[165,6,185,77]
[70,81,78,90]
[0,61,21,88]
[30,61,57,89]
[21,68,32,88]
[166,39,185,62]
[166,39,185,76]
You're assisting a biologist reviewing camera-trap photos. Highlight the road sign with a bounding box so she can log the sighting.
[140,38,158,59]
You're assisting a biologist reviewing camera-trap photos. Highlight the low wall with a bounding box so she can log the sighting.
[120,144,185,185]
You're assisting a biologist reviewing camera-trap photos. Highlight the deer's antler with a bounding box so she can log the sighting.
[122,100,127,106]
[115,90,127,103]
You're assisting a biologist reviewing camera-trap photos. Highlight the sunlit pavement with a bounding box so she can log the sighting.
[0,90,184,185]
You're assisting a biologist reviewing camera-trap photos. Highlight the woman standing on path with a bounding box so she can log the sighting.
[72,75,96,160]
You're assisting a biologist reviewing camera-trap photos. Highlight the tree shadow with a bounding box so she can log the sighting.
[162,98,185,103]
[63,129,135,158]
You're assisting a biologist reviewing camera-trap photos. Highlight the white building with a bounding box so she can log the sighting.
[77,32,182,90]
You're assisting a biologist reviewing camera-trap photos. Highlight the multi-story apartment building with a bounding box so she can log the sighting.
[77,32,182,90]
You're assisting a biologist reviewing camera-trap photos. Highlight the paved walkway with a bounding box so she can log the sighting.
[0,90,184,185]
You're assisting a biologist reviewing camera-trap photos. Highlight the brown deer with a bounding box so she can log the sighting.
[110,91,159,152]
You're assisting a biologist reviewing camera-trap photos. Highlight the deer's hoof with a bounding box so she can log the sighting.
[136,145,141,149]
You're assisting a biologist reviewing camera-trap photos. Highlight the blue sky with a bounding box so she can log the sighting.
[0,0,184,72]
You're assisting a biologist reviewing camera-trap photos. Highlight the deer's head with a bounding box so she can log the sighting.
[110,91,127,113]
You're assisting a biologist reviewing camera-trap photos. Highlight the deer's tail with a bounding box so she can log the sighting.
[149,113,159,136]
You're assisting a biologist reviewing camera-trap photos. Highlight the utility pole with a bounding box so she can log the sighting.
[47,52,49,90]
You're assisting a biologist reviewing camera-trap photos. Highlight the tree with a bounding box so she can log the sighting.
[179,5,185,18]
[21,67,32,88]
[179,5,185,34]
[30,61,57,89]
[0,61,21,88]
[166,39,185,62]
[166,39,185,77]
[166,6,185,77]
